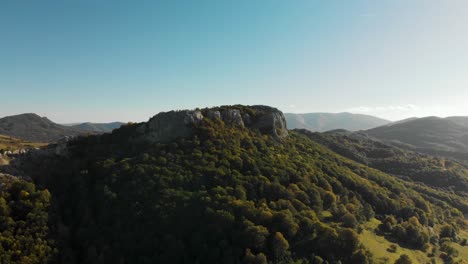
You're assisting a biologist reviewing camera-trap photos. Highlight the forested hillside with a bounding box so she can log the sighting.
[301,129,468,195]
[365,117,468,160]
[1,106,467,264]
[0,174,54,263]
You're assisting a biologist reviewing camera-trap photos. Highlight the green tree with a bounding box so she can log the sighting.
[244,249,268,264]
[271,232,290,262]
[341,213,358,229]
[395,254,412,264]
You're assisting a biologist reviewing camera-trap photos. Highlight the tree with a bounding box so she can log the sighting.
[395,254,412,264]
[323,191,336,209]
[350,249,372,264]
[341,213,358,229]
[271,232,290,262]
[244,249,268,264]
[439,224,457,240]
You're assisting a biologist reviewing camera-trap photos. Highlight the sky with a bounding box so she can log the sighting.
[1,0,468,123]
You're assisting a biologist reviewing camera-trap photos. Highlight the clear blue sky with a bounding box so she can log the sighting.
[1,0,468,122]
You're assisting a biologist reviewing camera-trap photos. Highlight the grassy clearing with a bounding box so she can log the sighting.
[451,242,468,264]
[360,219,441,264]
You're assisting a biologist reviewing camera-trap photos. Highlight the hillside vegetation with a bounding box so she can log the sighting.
[11,106,465,264]
[365,117,468,160]
[1,106,467,264]
[0,174,54,263]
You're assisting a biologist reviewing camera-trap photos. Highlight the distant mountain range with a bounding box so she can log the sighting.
[364,116,468,159]
[285,112,390,132]
[0,113,124,143]
[3,111,468,161]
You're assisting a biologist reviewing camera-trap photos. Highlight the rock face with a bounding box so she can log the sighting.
[137,111,201,143]
[250,106,289,138]
[137,105,288,143]
[221,109,244,127]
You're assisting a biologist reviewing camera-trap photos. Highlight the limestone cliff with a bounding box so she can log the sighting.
[137,105,288,143]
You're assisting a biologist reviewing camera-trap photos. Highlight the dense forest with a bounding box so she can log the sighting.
[0,174,54,263]
[0,106,467,263]
[301,130,468,213]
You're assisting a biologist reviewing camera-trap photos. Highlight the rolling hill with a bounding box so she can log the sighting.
[365,116,468,159]
[0,113,88,142]
[299,129,468,211]
[285,112,390,132]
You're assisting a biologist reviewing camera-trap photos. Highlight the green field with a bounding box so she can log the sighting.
[360,219,468,264]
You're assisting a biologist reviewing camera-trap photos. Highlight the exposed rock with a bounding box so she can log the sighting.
[221,109,244,128]
[137,105,288,143]
[242,113,252,126]
[207,110,221,120]
[137,110,201,143]
[249,105,288,138]
[0,140,71,178]
[184,110,204,125]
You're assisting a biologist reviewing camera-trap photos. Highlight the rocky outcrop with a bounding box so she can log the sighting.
[137,105,288,143]
[0,139,71,178]
[221,109,244,127]
[250,106,288,138]
[206,110,221,120]
[136,110,204,143]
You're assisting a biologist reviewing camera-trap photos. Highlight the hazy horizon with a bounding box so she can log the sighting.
[2,109,468,125]
[2,1,468,123]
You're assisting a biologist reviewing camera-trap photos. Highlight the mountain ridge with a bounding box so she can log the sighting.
[364,116,468,159]
[0,113,86,143]
[285,112,390,132]
[67,122,125,133]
